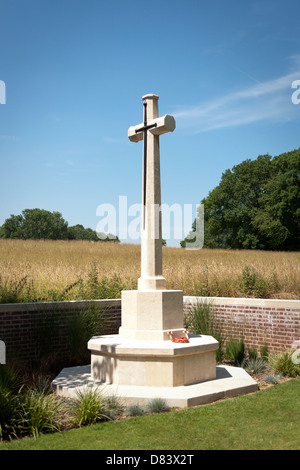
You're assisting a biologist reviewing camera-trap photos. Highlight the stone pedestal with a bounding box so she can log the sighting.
[119,289,185,341]
[88,287,219,389]
[88,334,218,388]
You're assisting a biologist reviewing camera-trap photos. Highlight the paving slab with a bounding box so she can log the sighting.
[52,364,258,408]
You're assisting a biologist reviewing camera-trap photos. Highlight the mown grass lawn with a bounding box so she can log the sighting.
[1,378,300,450]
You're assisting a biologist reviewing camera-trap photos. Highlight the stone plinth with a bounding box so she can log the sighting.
[52,364,259,408]
[119,289,184,341]
[88,334,218,388]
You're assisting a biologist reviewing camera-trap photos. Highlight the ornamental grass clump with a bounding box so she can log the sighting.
[146,398,170,414]
[184,300,223,362]
[225,338,245,366]
[72,387,110,427]
[269,351,300,378]
[263,374,282,384]
[0,364,64,441]
[126,403,146,417]
[18,389,63,439]
[244,357,267,374]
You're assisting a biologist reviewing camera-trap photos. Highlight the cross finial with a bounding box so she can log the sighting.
[128,94,175,291]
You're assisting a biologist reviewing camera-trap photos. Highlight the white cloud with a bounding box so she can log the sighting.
[174,68,300,133]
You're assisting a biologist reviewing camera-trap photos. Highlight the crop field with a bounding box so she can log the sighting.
[0,239,299,302]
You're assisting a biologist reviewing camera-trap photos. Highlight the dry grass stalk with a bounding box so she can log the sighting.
[0,239,299,300]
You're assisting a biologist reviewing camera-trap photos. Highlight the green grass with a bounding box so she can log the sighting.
[1,378,300,450]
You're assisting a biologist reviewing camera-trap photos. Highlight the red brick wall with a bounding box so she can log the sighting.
[183,296,300,354]
[1,296,299,365]
[0,299,121,364]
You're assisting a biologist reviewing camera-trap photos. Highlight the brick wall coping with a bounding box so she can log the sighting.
[0,298,121,313]
[183,296,300,310]
[1,296,299,313]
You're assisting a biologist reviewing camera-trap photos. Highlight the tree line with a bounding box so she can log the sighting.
[0,208,119,242]
[181,148,300,250]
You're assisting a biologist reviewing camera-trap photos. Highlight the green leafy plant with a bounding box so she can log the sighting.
[225,338,245,366]
[244,358,267,374]
[184,300,223,362]
[102,395,124,420]
[247,348,258,361]
[18,389,63,438]
[68,304,106,363]
[78,262,126,300]
[260,343,269,362]
[72,387,110,427]
[0,363,22,394]
[0,363,63,441]
[241,265,269,298]
[269,351,300,378]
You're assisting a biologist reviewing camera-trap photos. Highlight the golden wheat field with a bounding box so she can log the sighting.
[0,238,299,300]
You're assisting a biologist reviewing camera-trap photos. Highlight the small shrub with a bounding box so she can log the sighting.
[102,395,124,420]
[146,398,170,414]
[126,403,145,417]
[241,265,269,298]
[0,364,22,394]
[269,351,300,378]
[263,374,282,384]
[78,262,126,300]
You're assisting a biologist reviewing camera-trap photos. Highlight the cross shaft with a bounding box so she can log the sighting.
[128,94,175,291]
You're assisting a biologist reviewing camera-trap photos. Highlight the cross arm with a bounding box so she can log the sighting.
[128,114,176,142]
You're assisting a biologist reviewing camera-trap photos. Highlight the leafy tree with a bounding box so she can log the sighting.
[0,209,120,242]
[1,209,69,240]
[20,209,69,240]
[252,150,300,250]
[68,224,97,241]
[0,214,24,239]
[181,149,300,250]
[68,224,119,242]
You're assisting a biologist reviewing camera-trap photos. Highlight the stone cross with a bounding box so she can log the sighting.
[128,94,175,291]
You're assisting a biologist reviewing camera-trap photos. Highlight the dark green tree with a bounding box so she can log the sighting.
[0,214,24,239]
[181,149,300,250]
[1,209,120,242]
[21,209,69,240]
[252,150,300,250]
[1,209,68,240]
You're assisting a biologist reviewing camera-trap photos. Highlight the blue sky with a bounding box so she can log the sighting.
[1,0,300,246]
